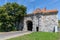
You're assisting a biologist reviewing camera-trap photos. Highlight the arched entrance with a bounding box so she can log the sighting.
[26,21,33,31]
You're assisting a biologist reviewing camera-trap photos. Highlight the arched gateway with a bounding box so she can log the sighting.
[26,21,33,31]
[23,8,58,32]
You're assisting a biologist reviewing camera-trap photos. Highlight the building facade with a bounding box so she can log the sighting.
[23,8,58,32]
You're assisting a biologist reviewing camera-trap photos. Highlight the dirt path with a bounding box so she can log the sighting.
[0,31,32,40]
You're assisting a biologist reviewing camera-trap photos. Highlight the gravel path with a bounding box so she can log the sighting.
[0,31,32,40]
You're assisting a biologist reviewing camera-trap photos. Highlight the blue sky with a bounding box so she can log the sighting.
[0,0,60,20]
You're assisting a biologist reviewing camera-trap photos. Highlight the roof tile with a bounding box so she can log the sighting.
[33,8,58,14]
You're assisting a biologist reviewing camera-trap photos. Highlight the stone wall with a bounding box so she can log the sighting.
[23,15,33,31]
[23,13,58,32]
[39,14,58,32]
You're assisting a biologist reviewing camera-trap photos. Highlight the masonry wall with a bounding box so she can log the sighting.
[39,14,58,32]
[23,14,42,32]
[23,13,58,32]
[23,15,33,31]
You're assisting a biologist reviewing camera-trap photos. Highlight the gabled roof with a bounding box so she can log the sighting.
[25,8,58,16]
[33,8,58,14]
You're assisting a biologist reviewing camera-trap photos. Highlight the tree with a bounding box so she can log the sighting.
[0,3,26,31]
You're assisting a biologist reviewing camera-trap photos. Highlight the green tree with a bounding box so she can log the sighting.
[0,3,26,32]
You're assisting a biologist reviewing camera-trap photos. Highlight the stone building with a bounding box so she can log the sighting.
[23,8,58,32]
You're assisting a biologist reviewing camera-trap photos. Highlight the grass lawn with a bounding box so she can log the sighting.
[7,32,60,40]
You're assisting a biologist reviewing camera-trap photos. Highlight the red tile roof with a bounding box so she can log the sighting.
[25,8,58,16]
[33,8,58,14]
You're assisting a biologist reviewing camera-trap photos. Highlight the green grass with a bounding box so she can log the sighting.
[7,32,60,40]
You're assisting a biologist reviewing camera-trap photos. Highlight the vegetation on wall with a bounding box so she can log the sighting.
[0,3,27,32]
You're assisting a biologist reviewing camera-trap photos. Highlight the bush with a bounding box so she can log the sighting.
[0,23,16,32]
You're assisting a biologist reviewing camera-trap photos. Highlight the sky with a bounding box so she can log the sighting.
[0,0,60,20]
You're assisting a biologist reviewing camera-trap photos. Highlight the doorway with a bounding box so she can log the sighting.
[26,21,33,31]
[36,27,39,31]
